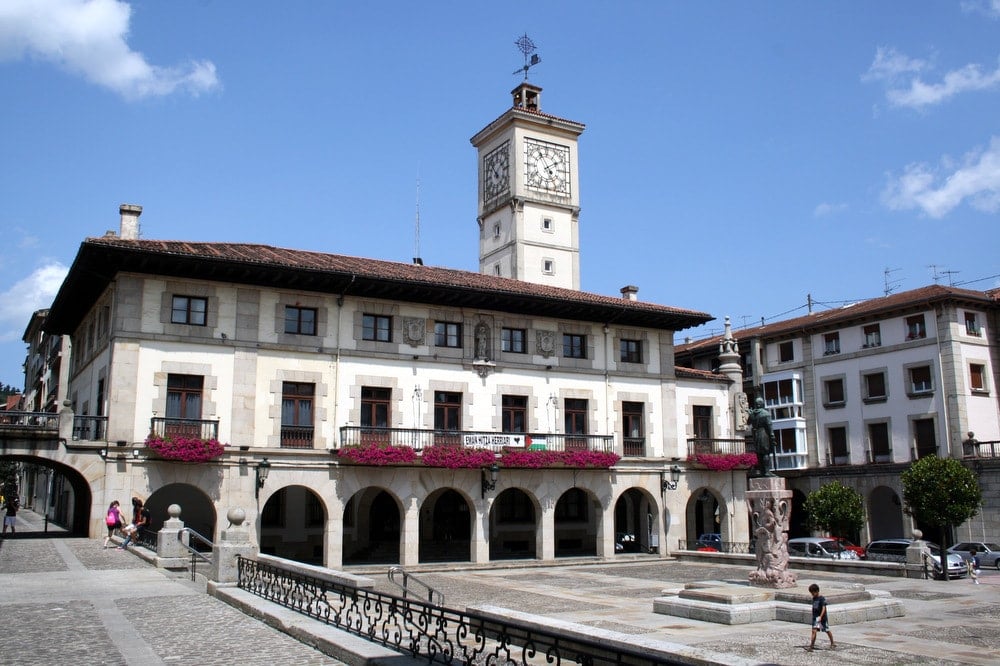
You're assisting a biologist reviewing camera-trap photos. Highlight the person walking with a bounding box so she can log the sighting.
[2,494,19,536]
[969,548,981,585]
[807,583,835,651]
[103,500,124,548]
[118,498,149,550]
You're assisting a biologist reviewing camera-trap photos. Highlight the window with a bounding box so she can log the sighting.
[693,405,713,440]
[285,306,317,336]
[907,365,933,395]
[914,418,937,459]
[824,378,845,406]
[501,327,526,353]
[494,264,501,276]
[493,223,501,238]
[863,323,881,348]
[362,314,392,342]
[434,391,462,431]
[965,312,981,336]
[281,382,314,448]
[434,321,462,348]
[868,422,891,463]
[171,296,207,326]
[360,387,390,429]
[622,401,644,456]
[620,339,642,364]
[779,341,794,362]
[564,399,588,450]
[971,364,987,392]
[823,332,840,355]
[166,374,203,438]
[502,395,527,432]
[542,217,553,231]
[542,259,554,274]
[828,426,849,465]
[863,371,887,402]
[563,333,587,359]
[906,314,926,340]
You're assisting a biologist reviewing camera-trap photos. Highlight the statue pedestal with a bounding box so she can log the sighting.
[746,476,797,588]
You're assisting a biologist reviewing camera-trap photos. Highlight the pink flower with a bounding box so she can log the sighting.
[144,435,226,462]
[421,446,496,468]
[337,442,417,465]
[686,452,757,471]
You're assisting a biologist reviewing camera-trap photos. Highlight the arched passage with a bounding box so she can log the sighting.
[788,488,809,538]
[419,488,471,563]
[686,487,721,546]
[613,487,657,554]
[554,487,598,557]
[869,485,905,541]
[0,455,91,536]
[342,488,401,565]
[259,485,327,565]
[488,488,537,560]
[145,482,217,542]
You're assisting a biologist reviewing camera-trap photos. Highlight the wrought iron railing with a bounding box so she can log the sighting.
[0,410,59,429]
[149,417,219,441]
[72,415,108,441]
[965,440,1000,458]
[237,556,688,665]
[339,426,615,453]
[135,528,158,551]
[622,437,646,457]
[280,425,314,449]
[178,527,213,582]
[685,437,750,457]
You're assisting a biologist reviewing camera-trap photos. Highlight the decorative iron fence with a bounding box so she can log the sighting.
[72,415,107,441]
[149,417,219,441]
[338,426,615,454]
[685,437,750,457]
[0,411,59,429]
[677,540,754,554]
[237,556,687,666]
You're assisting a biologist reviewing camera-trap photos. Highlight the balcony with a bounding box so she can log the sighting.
[339,426,614,453]
[686,437,751,457]
[0,411,59,429]
[622,437,646,457]
[281,425,315,449]
[72,415,108,441]
[149,417,219,441]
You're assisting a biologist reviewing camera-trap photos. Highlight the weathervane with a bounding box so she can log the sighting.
[513,33,541,80]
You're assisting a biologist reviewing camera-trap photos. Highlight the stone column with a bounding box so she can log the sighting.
[155,503,189,568]
[400,496,420,567]
[746,477,797,588]
[211,508,257,584]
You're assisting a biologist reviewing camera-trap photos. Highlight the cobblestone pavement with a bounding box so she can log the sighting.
[0,511,345,666]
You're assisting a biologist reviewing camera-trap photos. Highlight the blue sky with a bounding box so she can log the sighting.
[1,1,999,388]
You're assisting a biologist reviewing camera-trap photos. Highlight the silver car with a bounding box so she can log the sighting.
[787,537,859,560]
[948,541,1000,570]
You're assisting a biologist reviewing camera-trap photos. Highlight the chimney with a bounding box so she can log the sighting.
[620,285,639,301]
[119,204,142,240]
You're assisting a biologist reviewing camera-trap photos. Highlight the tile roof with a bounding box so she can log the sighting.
[45,236,712,334]
[675,284,995,354]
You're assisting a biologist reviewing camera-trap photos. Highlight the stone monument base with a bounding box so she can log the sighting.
[653,580,904,625]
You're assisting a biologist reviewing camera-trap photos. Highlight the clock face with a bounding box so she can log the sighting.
[483,141,510,203]
[525,138,570,194]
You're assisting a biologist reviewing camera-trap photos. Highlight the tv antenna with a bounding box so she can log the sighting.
[513,33,541,80]
[413,176,422,266]
[883,267,901,296]
[941,270,959,286]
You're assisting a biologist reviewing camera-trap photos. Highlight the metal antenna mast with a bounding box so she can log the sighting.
[513,33,541,80]
[413,176,422,265]
[884,267,901,296]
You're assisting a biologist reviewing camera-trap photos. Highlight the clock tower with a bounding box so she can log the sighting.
[470,82,585,290]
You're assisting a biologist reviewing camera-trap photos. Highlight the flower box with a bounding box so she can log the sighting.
[145,435,226,462]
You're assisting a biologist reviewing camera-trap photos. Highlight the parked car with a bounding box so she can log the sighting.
[788,537,859,560]
[614,532,637,553]
[695,533,722,551]
[866,538,966,578]
[829,536,866,559]
[947,542,1000,570]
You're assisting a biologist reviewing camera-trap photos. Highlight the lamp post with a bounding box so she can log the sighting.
[481,462,499,499]
[255,458,271,499]
[661,465,682,492]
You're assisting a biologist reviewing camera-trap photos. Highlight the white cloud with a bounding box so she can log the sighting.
[813,202,848,217]
[863,46,926,83]
[0,262,68,342]
[887,60,1000,109]
[881,136,1000,218]
[0,0,219,100]
[961,0,1000,19]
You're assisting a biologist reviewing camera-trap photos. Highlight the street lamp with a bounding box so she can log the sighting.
[255,458,271,499]
[481,462,499,499]
[661,465,682,491]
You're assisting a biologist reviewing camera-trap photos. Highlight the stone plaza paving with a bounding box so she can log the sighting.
[2,508,999,665]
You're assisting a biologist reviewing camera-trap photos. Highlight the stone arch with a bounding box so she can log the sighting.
[342,487,402,565]
[2,455,92,536]
[613,486,658,554]
[869,485,905,541]
[259,484,328,566]
[488,487,539,560]
[419,487,472,563]
[554,486,600,557]
[686,487,722,546]
[145,482,216,541]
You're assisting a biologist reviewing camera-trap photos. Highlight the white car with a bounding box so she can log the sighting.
[787,537,859,560]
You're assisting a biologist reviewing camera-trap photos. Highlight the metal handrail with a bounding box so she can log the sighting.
[387,565,444,605]
[178,527,213,581]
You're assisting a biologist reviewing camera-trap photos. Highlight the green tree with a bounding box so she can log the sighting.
[901,455,981,581]
[803,481,866,538]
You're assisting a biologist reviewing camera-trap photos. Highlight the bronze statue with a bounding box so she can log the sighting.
[749,397,776,477]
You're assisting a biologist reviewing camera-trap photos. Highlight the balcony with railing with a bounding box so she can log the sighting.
[149,417,219,441]
[339,426,614,453]
[281,425,315,449]
[73,415,108,441]
[0,410,59,430]
[686,437,750,457]
[622,437,646,457]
